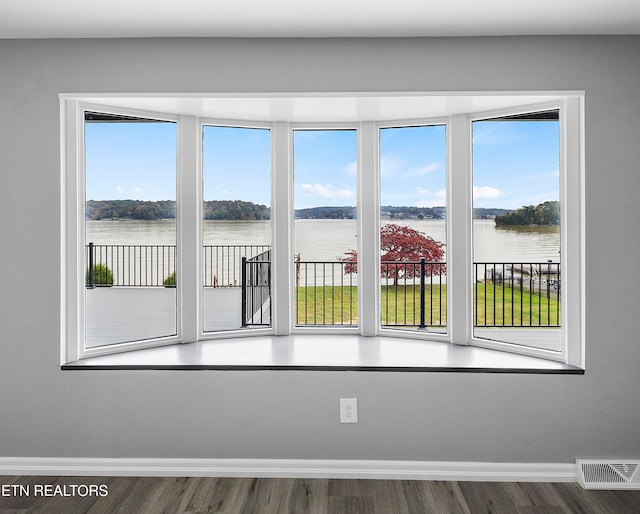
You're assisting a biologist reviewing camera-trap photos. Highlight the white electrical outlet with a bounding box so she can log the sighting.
[340,398,358,423]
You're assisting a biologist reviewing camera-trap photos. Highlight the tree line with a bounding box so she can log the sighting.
[86,200,176,220]
[85,199,558,224]
[85,200,270,221]
[382,205,445,219]
[294,205,448,219]
[295,206,356,219]
[203,200,269,220]
[495,200,559,226]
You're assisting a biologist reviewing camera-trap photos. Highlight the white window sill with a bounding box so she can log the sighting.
[62,335,583,373]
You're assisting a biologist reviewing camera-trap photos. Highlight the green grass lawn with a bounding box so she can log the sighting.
[380,285,446,328]
[295,282,560,327]
[295,286,358,326]
[474,281,561,326]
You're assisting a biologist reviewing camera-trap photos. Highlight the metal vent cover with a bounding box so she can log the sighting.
[577,460,640,489]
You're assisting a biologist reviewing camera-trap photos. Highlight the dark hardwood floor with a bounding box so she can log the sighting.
[1,476,640,513]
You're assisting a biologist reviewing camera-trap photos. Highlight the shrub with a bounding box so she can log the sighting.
[163,271,177,287]
[86,263,114,287]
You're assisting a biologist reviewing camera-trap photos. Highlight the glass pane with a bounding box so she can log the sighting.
[84,112,177,348]
[379,125,447,333]
[293,129,358,327]
[472,111,561,351]
[202,126,271,332]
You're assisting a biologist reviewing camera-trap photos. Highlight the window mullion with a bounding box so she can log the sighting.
[449,115,473,345]
[273,121,292,334]
[359,121,379,335]
[562,97,585,368]
[178,115,200,343]
[62,100,83,363]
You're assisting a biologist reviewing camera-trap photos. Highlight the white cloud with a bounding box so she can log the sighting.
[401,162,440,178]
[415,187,447,207]
[300,183,354,199]
[523,169,560,182]
[473,185,503,200]
[472,124,524,146]
[115,185,124,194]
[212,184,230,194]
[344,161,358,175]
[381,153,441,179]
[379,153,405,178]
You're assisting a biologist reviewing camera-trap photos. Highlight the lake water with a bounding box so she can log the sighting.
[86,218,560,263]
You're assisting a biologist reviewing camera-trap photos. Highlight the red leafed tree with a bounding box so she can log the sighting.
[342,224,446,283]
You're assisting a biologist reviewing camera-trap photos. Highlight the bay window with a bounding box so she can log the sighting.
[472,109,561,352]
[293,128,358,328]
[83,111,178,348]
[61,93,584,368]
[201,124,272,332]
[378,123,447,334]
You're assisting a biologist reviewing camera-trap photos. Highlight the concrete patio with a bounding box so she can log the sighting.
[85,287,245,348]
[85,287,561,352]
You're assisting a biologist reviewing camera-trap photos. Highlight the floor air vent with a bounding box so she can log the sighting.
[577,460,640,489]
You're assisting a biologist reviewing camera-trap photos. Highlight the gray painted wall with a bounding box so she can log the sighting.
[1,37,639,462]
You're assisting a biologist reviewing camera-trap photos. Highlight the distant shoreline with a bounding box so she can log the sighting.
[86,199,519,221]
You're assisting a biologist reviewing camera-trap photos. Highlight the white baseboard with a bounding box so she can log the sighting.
[0,458,577,482]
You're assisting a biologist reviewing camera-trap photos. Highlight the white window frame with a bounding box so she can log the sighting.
[465,99,584,367]
[290,122,362,335]
[198,118,275,341]
[374,118,450,343]
[62,102,186,362]
[61,93,584,368]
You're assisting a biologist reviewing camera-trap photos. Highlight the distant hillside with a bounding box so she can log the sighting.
[86,200,527,223]
[295,205,449,220]
[381,206,446,219]
[495,201,559,226]
[203,200,270,220]
[86,199,176,220]
[295,206,356,219]
[86,199,270,221]
[295,206,515,220]
[473,208,512,219]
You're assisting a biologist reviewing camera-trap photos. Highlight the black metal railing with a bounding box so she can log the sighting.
[85,244,561,330]
[381,259,446,329]
[474,262,561,327]
[86,242,176,287]
[203,245,271,287]
[293,259,559,330]
[86,243,270,288]
[295,261,357,326]
[241,250,271,327]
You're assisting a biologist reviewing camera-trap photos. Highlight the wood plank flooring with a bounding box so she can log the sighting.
[1,476,640,513]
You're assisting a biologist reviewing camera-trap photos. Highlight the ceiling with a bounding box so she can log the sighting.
[2,0,640,39]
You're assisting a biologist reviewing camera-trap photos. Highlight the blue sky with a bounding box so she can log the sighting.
[85,121,178,201]
[85,119,559,210]
[379,125,447,208]
[293,129,357,209]
[203,125,271,205]
[472,120,560,210]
